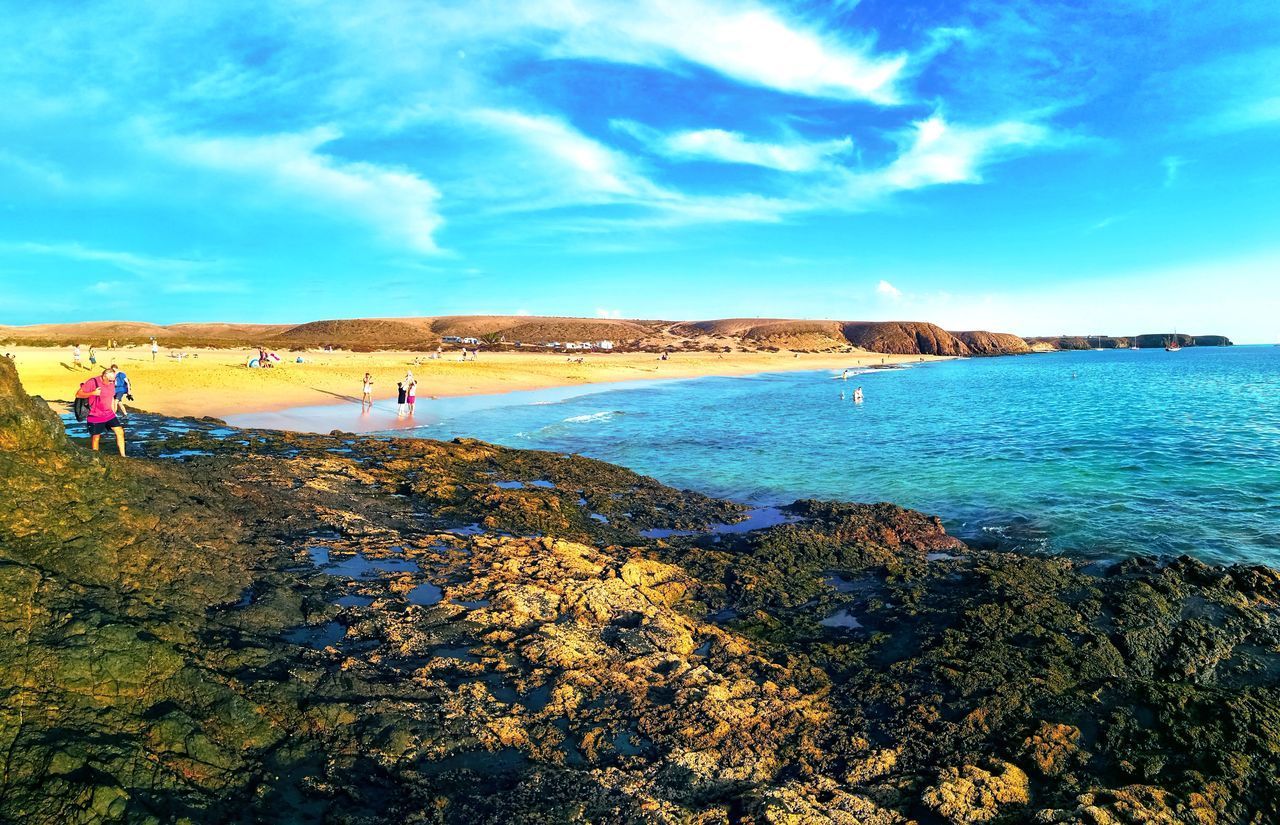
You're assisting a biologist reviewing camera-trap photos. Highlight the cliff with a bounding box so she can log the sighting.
[4,356,1278,823]
[951,330,1033,355]
[841,320,970,355]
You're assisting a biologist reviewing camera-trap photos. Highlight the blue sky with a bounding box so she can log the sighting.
[1,0,1278,341]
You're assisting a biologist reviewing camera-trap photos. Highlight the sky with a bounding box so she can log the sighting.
[1,0,1278,341]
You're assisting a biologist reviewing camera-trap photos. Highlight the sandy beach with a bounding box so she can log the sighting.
[5,344,939,420]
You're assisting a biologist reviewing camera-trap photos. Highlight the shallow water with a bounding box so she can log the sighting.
[390,347,1279,564]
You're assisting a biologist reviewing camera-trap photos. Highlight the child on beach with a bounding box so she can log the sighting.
[88,346,97,367]
[396,382,407,416]
[72,344,82,368]
[406,380,417,414]
[362,373,374,411]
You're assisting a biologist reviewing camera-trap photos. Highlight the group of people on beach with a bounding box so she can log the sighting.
[360,371,421,416]
[70,339,161,368]
[73,364,134,456]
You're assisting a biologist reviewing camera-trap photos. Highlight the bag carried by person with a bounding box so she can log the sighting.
[72,376,102,422]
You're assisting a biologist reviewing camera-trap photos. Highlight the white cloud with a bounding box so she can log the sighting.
[541,0,908,104]
[462,108,794,225]
[876,279,902,300]
[615,121,853,172]
[868,115,1047,192]
[3,241,242,294]
[152,126,444,254]
[596,307,622,318]
[1161,155,1186,188]
[468,109,658,200]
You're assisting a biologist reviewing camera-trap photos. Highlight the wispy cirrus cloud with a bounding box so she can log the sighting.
[2,241,242,294]
[613,120,854,172]
[539,0,909,104]
[861,115,1047,192]
[148,126,444,254]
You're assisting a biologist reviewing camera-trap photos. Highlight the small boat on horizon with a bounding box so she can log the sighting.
[1165,334,1183,352]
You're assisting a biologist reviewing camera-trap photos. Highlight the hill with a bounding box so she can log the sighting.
[2,315,1037,355]
[952,331,1034,355]
[841,321,969,356]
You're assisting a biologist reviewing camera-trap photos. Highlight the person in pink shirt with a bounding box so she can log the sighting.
[75,366,125,456]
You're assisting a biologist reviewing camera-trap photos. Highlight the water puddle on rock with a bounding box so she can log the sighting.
[284,621,346,648]
[407,582,443,606]
[820,609,862,630]
[529,479,557,489]
[494,480,525,490]
[642,506,801,539]
[324,552,418,579]
[334,594,375,608]
[432,646,481,663]
[455,599,490,609]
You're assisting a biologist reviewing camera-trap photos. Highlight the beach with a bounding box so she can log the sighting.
[5,344,937,419]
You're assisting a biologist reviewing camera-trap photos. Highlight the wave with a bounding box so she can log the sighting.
[563,411,623,424]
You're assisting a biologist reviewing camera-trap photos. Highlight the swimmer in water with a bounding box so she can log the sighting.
[853,387,864,404]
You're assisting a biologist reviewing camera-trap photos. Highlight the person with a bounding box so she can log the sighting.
[396,382,407,416]
[842,369,849,380]
[362,373,374,411]
[403,369,415,386]
[406,379,417,414]
[76,366,125,456]
[435,345,443,360]
[853,387,864,404]
[151,338,159,362]
[113,365,132,418]
[88,345,97,367]
[72,344,82,368]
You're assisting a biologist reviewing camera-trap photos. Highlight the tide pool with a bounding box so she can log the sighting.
[233,346,1280,563]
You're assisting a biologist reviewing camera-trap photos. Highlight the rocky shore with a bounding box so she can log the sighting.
[2,357,1278,824]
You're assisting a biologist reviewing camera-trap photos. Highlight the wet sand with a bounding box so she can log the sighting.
[5,344,940,419]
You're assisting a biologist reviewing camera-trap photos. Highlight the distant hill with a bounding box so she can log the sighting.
[20,315,1201,357]
[1029,334,1233,350]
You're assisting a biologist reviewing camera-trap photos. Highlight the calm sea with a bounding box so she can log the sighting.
[233,346,1280,563]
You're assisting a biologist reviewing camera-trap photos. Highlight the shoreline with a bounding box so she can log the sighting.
[5,343,944,420]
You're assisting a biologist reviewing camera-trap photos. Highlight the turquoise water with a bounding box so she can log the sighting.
[402,347,1279,564]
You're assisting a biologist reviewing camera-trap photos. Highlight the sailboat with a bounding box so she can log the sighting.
[1165,332,1183,352]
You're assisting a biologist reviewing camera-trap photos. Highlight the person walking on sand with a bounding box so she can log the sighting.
[113,365,132,418]
[76,366,126,456]
[362,373,374,411]
[73,344,82,368]
[88,345,98,367]
[396,382,407,416]
[406,379,417,415]
[151,338,159,362]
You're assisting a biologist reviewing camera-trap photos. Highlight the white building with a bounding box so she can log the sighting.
[597,340,614,350]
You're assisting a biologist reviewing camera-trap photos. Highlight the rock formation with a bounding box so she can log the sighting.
[2,356,1278,823]
[951,331,1033,355]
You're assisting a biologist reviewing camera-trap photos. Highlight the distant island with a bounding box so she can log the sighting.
[0,316,1234,357]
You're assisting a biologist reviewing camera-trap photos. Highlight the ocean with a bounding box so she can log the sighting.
[232,346,1280,564]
